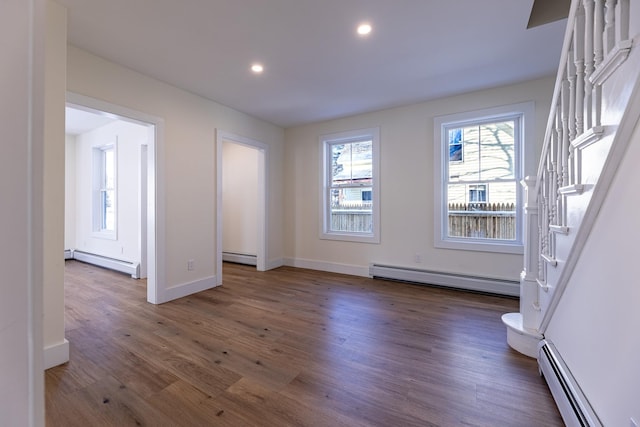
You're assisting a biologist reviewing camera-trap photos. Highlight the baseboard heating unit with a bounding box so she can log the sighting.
[538,340,601,427]
[222,252,257,266]
[368,263,519,296]
[71,250,140,279]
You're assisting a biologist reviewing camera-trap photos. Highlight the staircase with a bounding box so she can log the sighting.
[503,0,639,356]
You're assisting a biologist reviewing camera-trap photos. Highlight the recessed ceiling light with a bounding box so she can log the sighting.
[357,23,372,36]
[251,63,264,74]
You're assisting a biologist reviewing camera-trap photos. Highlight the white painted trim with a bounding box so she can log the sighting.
[540,58,640,332]
[216,130,269,287]
[571,126,605,150]
[549,225,570,235]
[266,258,285,270]
[558,184,585,195]
[590,39,633,86]
[283,257,370,277]
[541,253,558,267]
[44,339,69,370]
[66,92,166,304]
[63,249,73,260]
[28,1,46,423]
[319,127,381,244]
[433,102,534,254]
[159,276,219,304]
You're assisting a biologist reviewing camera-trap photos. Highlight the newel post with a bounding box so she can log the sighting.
[502,176,542,358]
[520,176,541,331]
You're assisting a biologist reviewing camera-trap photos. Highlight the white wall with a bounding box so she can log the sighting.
[284,77,554,280]
[545,119,640,426]
[70,120,146,263]
[0,0,45,424]
[64,134,76,250]
[222,141,259,256]
[66,45,285,299]
[42,0,68,370]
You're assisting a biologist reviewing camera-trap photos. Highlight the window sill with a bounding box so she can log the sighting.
[320,232,380,244]
[435,238,523,254]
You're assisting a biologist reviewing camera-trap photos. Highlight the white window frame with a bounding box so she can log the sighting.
[92,142,117,239]
[320,127,380,243]
[434,102,534,254]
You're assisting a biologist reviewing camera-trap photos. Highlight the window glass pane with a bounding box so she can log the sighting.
[479,120,514,180]
[104,148,115,189]
[331,140,372,187]
[448,129,463,162]
[487,181,517,205]
[102,189,115,231]
[329,187,372,233]
[449,125,480,182]
[468,184,487,203]
[447,181,516,240]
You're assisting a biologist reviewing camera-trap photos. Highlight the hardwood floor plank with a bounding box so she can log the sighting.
[46,261,563,426]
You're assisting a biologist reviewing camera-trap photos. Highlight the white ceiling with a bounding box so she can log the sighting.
[65,107,117,135]
[59,0,567,129]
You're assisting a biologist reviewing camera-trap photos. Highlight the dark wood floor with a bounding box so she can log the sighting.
[46,260,562,426]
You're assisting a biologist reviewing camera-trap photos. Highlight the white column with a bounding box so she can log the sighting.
[502,177,542,358]
[521,176,542,331]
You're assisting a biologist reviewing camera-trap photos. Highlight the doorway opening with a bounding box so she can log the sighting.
[216,131,268,284]
[65,92,164,303]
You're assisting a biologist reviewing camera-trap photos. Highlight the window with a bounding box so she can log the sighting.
[434,103,534,253]
[93,144,116,238]
[468,184,487,203]
[321,127,380,243]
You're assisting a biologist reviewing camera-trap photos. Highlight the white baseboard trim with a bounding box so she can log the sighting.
[44,338,69,370]
[222,252,257,266]
[266,258,284,270]
[64,249,73,260]
[159,275,219,304]
[283,257,369,277]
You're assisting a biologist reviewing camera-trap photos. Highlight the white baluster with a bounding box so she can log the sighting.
[583,0,595,130]
[567,54,577,142]
[604,0,616,53]
[574,6,586,136]
[594,0,605,66]
[561,78,571,187]
[555,109,564,225]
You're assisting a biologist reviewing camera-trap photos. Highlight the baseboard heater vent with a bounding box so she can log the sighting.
[64,249,73,260]
[71,250,140,279]
[222,252,257,266]
[368,263,519,296]
[538,340,602,427]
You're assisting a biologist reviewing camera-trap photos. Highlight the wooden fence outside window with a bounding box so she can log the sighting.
[448,202,516,240]
[329,201,516,239]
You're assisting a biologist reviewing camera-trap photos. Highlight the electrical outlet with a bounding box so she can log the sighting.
[187,259,195,271]
[414,253,422,263]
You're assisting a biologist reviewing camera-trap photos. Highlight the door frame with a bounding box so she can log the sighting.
[66,92,165,303]
[216,130,268,284]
